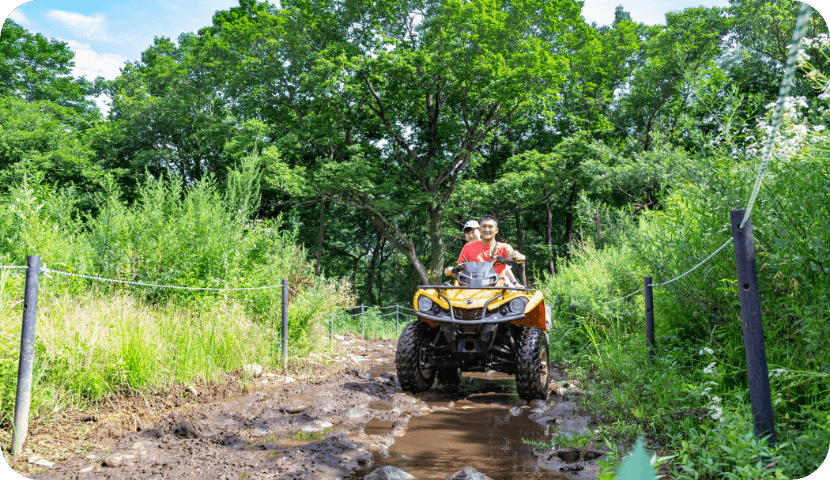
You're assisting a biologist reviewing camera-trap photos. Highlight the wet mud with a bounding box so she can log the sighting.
[15,335,603,480]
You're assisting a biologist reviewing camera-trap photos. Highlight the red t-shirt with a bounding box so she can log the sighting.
[457,241,510,274]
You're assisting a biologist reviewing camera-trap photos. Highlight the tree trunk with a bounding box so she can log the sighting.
[545,197,555,275]
[377,242,392,308]
[314,199,325,276]
[563,189,576,258]
[514,210,524,254]
[365,234,384,306]
[427,204,445,285]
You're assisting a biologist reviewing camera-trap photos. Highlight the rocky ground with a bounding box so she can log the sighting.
[5,334,607,480]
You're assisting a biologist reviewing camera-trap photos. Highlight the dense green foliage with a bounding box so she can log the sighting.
[0,160,351,426]
[542,119,830,478]
[1,0,829,476]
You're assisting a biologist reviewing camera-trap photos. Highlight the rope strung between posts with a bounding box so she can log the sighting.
[38,267,285,291]
[0,265,28,270]
[648,237,734,288]
[586,235,734,306]
[739,3,813,230]
[600,287,645,305]
[287,286,313,305]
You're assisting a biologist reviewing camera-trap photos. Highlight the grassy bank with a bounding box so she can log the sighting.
[0,156,355,429]
[540,135,830,478]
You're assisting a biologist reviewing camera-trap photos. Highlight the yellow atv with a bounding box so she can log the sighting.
[395,256,551,401]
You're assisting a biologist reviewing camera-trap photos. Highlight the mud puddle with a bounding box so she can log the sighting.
[356,363,590,480]
[15,335,603,480]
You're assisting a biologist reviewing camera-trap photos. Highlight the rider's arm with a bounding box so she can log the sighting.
[503,244,526,261]
[504,265,519,284]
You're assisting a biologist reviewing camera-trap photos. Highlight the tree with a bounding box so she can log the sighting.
[0,19,99,120]
[611,7,730,151]
[0,95,108,200]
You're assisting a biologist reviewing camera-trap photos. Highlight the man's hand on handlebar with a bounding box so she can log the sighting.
[445,264,464,278]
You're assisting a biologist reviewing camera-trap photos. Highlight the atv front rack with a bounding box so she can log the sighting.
[416,285,538,293]
[414,285,538,325]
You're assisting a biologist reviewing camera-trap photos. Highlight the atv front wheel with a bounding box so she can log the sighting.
[515,327,551,401]
[396,321,437,392]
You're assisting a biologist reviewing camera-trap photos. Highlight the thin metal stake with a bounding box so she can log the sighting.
[731,210,775,445]
[395,305,399,335]
[13,255,40,456]
[644,277,655,364]
[361,304,365,339]
[329,316,333,344]
[282,279,288,370]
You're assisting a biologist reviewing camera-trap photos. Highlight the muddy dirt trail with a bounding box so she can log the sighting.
[15,335,605,480]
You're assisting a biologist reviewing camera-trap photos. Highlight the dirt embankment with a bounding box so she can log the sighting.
[5,335,605,480]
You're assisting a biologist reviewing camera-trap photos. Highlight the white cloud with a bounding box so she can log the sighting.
[7,8,29,24]
[59,38,125,81]
[46,10,108,40]
[61,38,125,116]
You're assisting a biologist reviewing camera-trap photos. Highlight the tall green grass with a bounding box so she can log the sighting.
[0,154,353,428]
[541,136,830,478]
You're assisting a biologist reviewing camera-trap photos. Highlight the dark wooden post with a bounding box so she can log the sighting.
[644,277,655,364]
[731,210,775,445]
[12,255,40,455]
[282,279,288,370]
[361,304,365,338]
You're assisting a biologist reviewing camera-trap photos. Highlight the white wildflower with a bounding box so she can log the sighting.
[703,362,717,375]
[814,125,826,132]
[698,347,714,355]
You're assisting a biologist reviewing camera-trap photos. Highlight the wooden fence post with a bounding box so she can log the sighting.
[12,255,40,456]
[282,279,288,370]
[731,210,775,445]
[644,276,655,365]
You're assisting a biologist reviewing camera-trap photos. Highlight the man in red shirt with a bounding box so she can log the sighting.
[452,214,525,282]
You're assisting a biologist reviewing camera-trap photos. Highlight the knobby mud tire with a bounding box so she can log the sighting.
[437,365,462,386]
[395,321,436,392]
[515,327,551,401]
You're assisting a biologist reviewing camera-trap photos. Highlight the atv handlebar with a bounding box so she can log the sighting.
[450,256,523,274]
[418,285,539,293]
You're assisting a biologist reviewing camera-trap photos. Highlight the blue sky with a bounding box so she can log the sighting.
[0,0,827,112]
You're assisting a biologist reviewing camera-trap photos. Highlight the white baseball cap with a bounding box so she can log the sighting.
[462,220,480,232]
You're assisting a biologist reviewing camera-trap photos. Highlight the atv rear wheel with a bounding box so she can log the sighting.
[437,365,462,386]
[396,321,436,392]
[515,327,550,401]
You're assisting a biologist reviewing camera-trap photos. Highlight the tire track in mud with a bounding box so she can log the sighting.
[20,335,605,480]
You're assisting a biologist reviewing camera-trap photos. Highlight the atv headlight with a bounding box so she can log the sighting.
[509,297,527,313]
[417,295,434,312]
